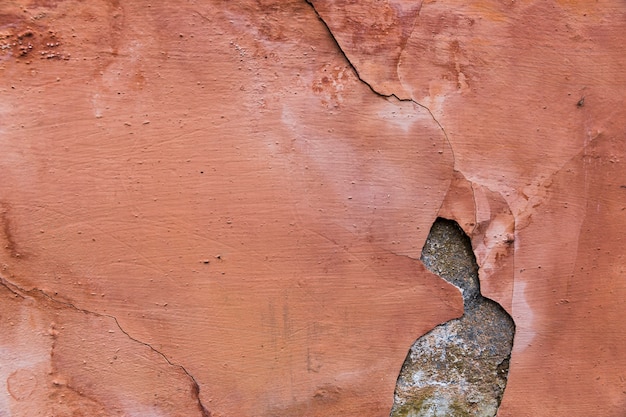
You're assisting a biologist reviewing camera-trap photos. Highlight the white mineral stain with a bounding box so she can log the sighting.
[511,280,535,352]
[376,105,417,133]
[0,310,51,413]
[92,93,104,119]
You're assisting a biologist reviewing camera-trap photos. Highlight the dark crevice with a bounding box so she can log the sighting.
[0,275,210,417]
[391,218,515,417]
[303,0,456,167]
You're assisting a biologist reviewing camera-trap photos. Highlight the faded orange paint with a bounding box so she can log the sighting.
[1,0,625,416]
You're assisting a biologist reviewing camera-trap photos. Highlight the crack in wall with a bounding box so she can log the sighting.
[303,0,456,168]
[391,218,515,417]
[0,275,210,417]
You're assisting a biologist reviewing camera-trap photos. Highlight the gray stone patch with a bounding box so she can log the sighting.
[390,218,515,417]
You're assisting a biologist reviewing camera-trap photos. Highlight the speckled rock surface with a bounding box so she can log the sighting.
[391,219,514,417]
[1,1,625,416]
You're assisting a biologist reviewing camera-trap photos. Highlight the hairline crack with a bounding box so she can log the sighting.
[303,0,456,167]
[0,275,210,417]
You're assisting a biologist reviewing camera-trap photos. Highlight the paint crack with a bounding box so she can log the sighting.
[0,275,210,417]
[303,0,456,168]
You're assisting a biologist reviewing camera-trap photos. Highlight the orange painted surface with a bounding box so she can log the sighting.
[1,0,625,415]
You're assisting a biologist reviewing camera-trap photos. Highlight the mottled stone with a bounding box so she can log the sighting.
[392,219,514,417]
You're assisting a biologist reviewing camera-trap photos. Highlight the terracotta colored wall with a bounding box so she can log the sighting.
[0,1,624,416]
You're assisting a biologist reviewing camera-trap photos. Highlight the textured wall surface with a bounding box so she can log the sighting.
[0,1,625,416]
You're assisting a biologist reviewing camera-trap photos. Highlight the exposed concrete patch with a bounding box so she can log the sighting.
[391,218,514,417]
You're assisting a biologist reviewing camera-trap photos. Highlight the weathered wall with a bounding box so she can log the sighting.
[0,1,625,416]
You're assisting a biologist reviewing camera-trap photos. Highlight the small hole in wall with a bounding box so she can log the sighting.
[390,218,515,417]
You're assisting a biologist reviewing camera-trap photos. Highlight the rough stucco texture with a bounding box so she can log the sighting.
[0,1,625,416]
